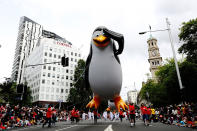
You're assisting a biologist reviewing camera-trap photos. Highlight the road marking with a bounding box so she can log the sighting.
[55,125,78,131]
[104,124,113,131]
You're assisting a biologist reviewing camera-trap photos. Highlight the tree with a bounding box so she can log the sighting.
[67,59,93,111]
[0,82,17,104]
[0,82,32,106]
[178,18,197,63]
[179,61,197,102]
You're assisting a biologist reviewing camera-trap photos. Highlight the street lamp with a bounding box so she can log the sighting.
[139,18,184,90]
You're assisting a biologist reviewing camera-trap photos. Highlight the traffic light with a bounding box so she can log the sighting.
[61,56,69,67]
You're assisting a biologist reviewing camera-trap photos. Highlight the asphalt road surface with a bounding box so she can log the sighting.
[10,119,196,131]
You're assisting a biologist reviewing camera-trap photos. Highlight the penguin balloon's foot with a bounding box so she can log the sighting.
[114,96,128,112]
[86,96,100,109]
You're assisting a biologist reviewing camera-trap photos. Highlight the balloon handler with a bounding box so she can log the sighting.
[85,26,128,112]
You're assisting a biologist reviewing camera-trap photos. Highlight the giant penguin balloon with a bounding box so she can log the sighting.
[85,26,128,112]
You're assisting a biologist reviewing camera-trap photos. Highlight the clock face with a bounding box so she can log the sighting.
[152,50,157,56]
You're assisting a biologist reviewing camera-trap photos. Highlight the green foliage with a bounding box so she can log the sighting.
[67,59,93,111]
[0,82,17,104]
[140,58,197,106]
[0,82,32,106]
[179,61,197,102]
[178,18,197,63]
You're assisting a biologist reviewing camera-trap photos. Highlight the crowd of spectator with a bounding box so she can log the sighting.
[0,102,197,130]
[139,103,197,128]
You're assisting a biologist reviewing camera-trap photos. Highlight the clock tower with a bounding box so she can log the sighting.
[147,35,162,80]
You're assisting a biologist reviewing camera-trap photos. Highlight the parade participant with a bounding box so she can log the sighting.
[52,108,57,126]
[147,106,152,124]
[119,108,124,122]
[75,109,80,123]
[71,107,75,123]
[106,107,111,119]
[129,102,135,126]
[151,106,156,122]
[140,103,148,126]
[93,109,98,124]
[42,105,52,128]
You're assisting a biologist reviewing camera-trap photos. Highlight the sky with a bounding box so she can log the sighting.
[0,0,197,100]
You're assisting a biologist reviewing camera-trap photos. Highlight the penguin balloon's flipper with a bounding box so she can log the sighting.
[85,45,92,89]
[86,96,100,109]
[103,28,124,55]
[114,96,128,112]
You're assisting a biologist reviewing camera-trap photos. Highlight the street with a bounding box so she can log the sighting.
[10,119,195,131]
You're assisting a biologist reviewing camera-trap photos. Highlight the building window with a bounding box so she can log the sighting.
[70,76,73,80]
[70,83,72,87]
[61,75,64,79]
[49,53,52,57]
[57,74,60,79]
[58,55,61,59]
[52,73,55,78]
[66,69,69,73]
[47,80,50,85]
[44,52,47,56]
[42,79,45,84]
[71,52,73,56]
[70,70,73,74]
[152,62,154,65]
[79,54,81,57]
[75,59,77,62]
[50,47,53,51]
[52,81,55,85]
[61,82,64,86]
[61,89,64,93]
[71,58,73,61]
[56,88,59,93]
[54,54,56,58]
[43,72,46,77]
[46,95,49,99]
[48,66,51,70]
[66,76,68,80]
[53,67,56,71]
[44,59,47,62]
[43,65,46,69]
[66,89,68,93]
[51,87,54,93]
[46,87,50,92]
[48,73,50,77]
[75,53,77,56]
[157,61,159,65]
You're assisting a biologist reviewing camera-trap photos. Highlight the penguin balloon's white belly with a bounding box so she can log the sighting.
[89,46,122,99]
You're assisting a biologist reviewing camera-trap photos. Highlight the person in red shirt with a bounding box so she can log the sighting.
[42,105,52,128]
[119,108,124,122]
[129,102,135,126]
[140,103,148,126]
[147,106,152,124]
[71,107,76,123]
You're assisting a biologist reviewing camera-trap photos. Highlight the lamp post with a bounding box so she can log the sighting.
[139,18,184,90]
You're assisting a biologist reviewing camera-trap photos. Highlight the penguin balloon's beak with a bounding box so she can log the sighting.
[93,35,110,47]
